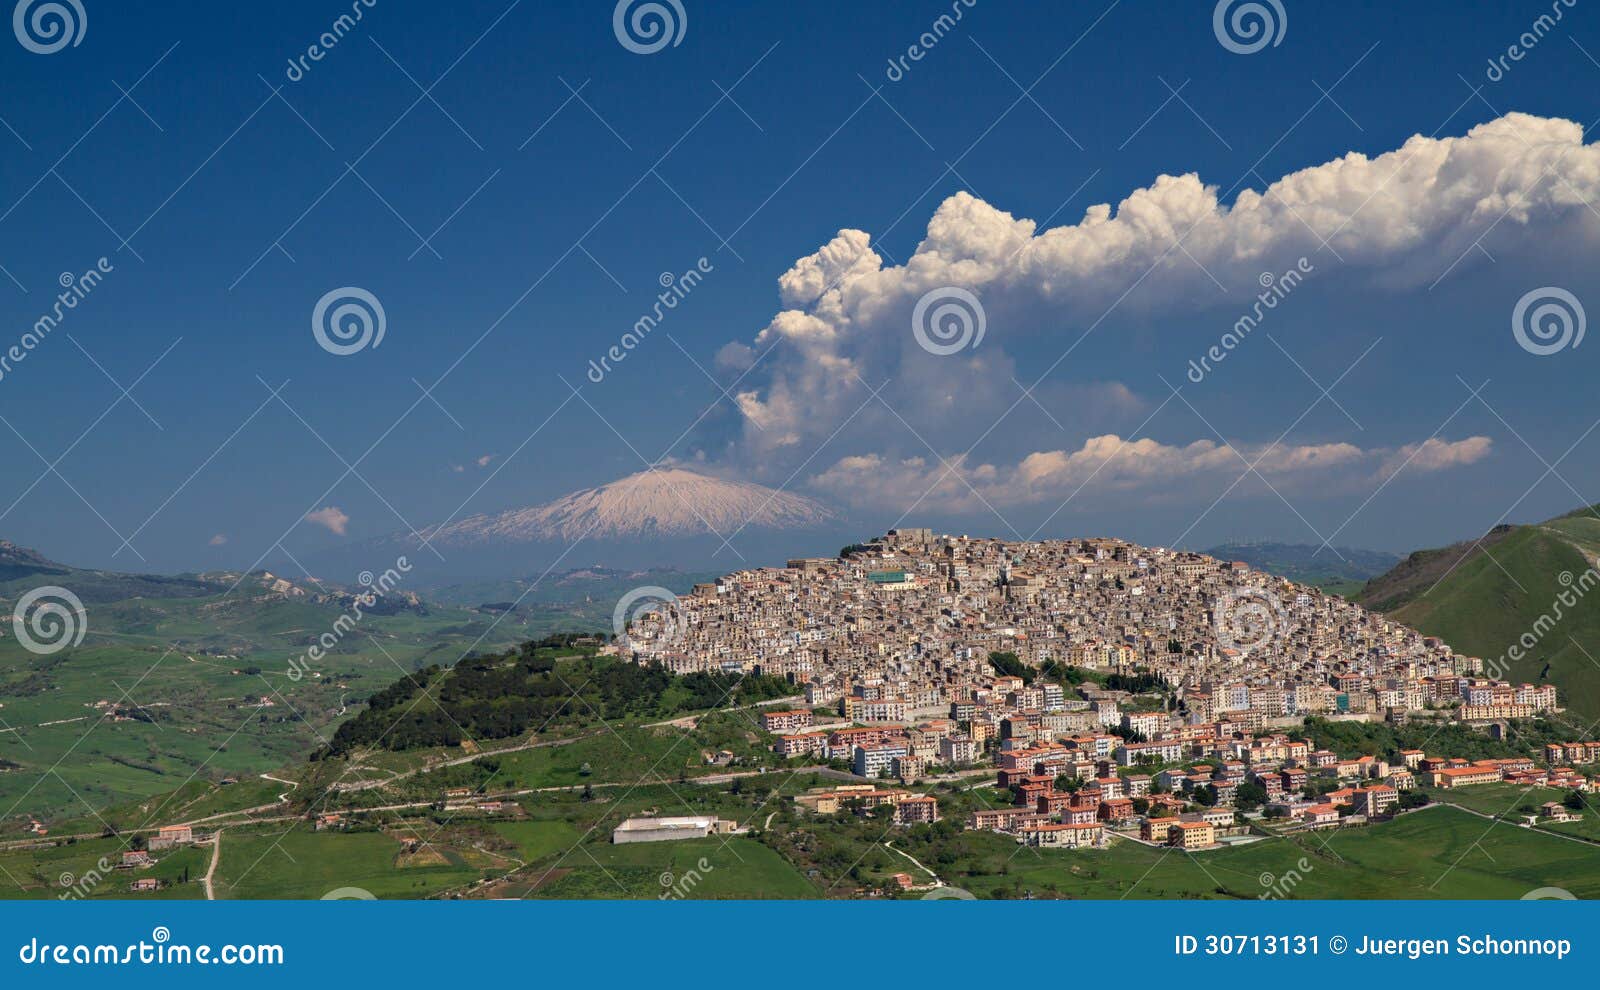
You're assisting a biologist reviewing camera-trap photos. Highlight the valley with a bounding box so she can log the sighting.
[0,544,668,821]
[3,505,1600,900]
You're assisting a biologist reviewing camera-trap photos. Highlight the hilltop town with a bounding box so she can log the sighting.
[623,528,1558,727]
[612,529,1583,852]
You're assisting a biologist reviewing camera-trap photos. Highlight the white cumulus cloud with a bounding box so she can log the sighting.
[811,435,1492,511]
[305,506,350,536]
[714,113,1595,509]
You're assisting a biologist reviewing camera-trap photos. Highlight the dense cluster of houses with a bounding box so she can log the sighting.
[776,668,1597,854]
[620,530,1559,732]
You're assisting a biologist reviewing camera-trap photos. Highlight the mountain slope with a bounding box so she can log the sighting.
[1354,526,1519,613]
[420,469,838,545]
[1357,507,1600,720]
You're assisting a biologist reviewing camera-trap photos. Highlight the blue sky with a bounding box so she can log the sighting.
[1,0,1598,574]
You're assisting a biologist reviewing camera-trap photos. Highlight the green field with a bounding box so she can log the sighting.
[0,834,212,900]
[1421,783,1600,842]
[7,765,1600,900]
[917,806,1600,900]
[0,591,576,821]
[522,837,817,899]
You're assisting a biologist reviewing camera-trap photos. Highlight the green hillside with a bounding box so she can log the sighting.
[1357,505,1600,721]
[0,543,613,822]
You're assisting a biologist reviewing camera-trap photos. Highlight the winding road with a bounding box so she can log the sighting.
[203,829,222,901]
[885,840,943,887]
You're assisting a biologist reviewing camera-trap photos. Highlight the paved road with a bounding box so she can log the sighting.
[331,734,593,792]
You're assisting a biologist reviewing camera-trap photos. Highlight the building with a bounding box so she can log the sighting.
[1098,797,1135,823]
[938,734,978,765]
[1299,804,1340,828]
[761,709,815,734]
[1114,740,1186,766]
[854,743,909,778]
[148,824,195,850]
[1018,822,1103,848]
[1352,784,1399,817]
[1169,821,1216,850]
[968,807,1041,832]
[895,795,941,825]
[612,816,739,844]
[776,731,828,758]
[1423,765,1503,789]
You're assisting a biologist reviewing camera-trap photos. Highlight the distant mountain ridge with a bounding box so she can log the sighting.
[427,564,721,610]
[0,540,216,604]
[0,540,405,609]
[1204,541,1401,591]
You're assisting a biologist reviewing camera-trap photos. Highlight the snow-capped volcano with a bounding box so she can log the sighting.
[419,469,838,545]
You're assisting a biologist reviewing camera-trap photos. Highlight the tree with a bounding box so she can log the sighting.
[988,651,1034,685]
[1234,781,1268,810]
[1398,791,1430,810]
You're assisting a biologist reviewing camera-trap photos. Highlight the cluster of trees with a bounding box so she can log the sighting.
[988,651,1033,683]
[1296,716,1583,765]
[315,642,792,758]
[993,652,1167,697]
